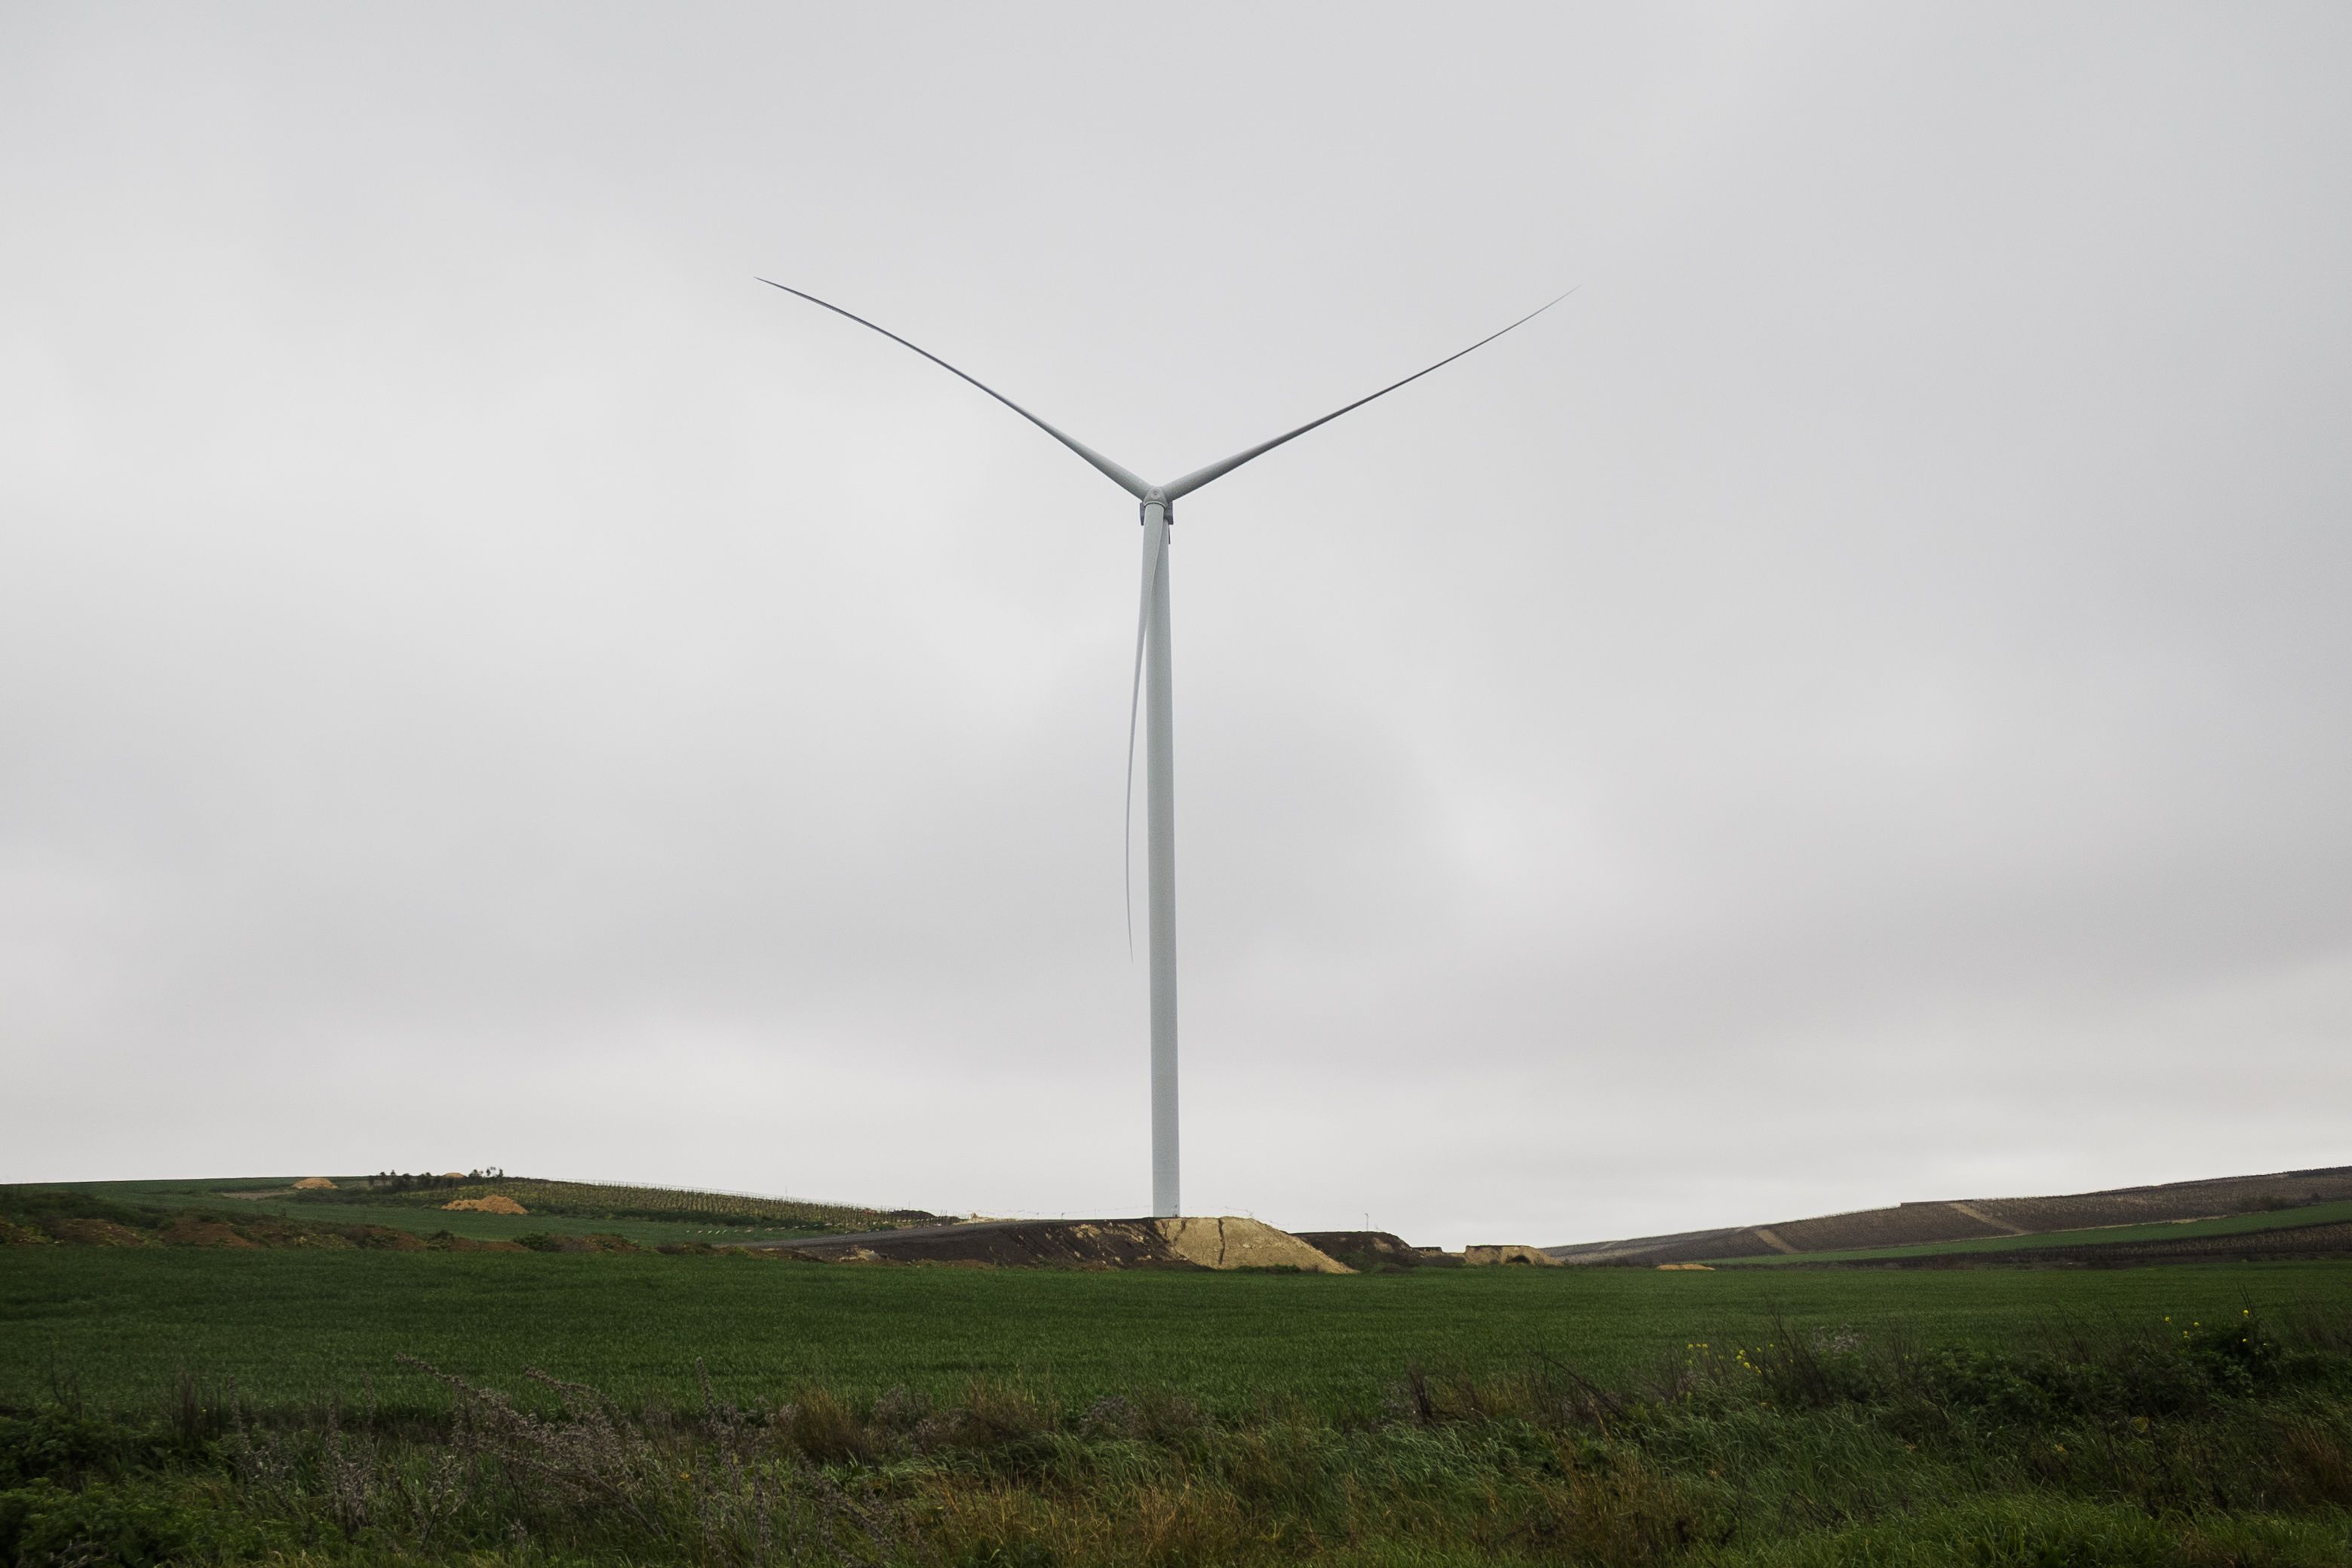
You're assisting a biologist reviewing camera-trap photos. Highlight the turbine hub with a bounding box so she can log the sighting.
[1139,487,1170,525]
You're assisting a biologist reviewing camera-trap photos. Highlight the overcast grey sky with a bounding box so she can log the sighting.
[4,5,2347,1247]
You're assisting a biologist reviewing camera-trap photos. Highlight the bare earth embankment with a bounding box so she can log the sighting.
[1550,1164,2352,1268]
[729,1215,1352,1272]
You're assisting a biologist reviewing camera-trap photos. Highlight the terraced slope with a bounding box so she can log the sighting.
[1550,1164,2352,1266]
[1721,1199,2352,1267]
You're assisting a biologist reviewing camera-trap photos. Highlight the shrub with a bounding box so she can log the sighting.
[0,1480,195,1568]
[0,1407,134,1487]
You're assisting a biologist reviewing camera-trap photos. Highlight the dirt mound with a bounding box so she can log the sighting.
[342,1226,429,1252]
[509,1232,643,1255]
[9,1197,526,1253]
[1465,1244,1561,1267]
[734,1217,1350,1272]
[158,1217,262,1249]
[1156,1217,1351,1272]
[47,1218,150,1247]
[442,1195,527,1214]
[292,1177,338,1190]
[1294,1231,1458,1270]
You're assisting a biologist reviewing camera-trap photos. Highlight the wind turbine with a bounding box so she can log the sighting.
[760,278,1568,1219]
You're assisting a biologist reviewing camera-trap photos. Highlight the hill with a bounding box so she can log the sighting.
[0,1174,935,1250]
[1550,1163,2352,1267]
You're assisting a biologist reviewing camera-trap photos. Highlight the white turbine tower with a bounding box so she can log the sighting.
[760,279,1568,1219]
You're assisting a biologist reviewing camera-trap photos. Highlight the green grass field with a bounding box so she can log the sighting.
[6,1245,2347,1416]
[7,1246,2351,1563]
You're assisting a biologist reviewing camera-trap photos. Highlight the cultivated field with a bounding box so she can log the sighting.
[3,1246,2347,1413]
[5,1247,2352,1565]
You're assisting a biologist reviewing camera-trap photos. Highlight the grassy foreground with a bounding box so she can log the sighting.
[2,1262,2350,1565]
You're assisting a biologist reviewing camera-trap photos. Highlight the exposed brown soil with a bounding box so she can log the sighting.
[1969,1175,2352,1233]
[45,1218,150,1247]
[9,1207,507,1252]
[1946,1200,2028,1235]
[442,1195,528,1214]
[1464,1244,1561,1267]
[517,1233,643,1255]
[1804,1220,2352,1269]
[732,1217,1351,1272]
[292,1177,338,1190]
[1294,1232,1460,1271]
[441,1235,527,1253]
[1159,1217,1349,1271]
[157,1217,262,1249]
[1550,1164,2352,1266]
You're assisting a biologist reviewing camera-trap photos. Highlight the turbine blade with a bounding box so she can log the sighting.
[1161,289,1577,502]
[1124,509,1165,956]
[757,278,1151,500]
